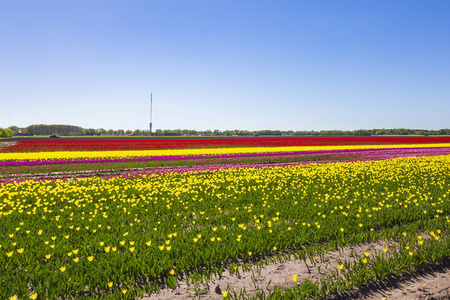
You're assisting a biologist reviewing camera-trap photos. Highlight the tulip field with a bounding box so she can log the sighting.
[1,137,450,299]
[3,136,450,153]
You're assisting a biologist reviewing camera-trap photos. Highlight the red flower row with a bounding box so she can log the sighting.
[2,137,450,153]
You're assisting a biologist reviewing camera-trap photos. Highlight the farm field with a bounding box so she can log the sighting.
[1,137,450,299]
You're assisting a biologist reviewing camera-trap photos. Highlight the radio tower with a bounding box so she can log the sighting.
[149,93,153,133]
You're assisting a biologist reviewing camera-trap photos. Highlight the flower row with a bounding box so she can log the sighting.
[3,136,450,153]
[2,147,450,184]
[1,146,449,167]
[2,143,450,161]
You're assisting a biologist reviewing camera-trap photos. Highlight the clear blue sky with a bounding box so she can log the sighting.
[1,0,449,131]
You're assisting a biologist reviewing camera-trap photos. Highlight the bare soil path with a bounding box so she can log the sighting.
[341,260,450,300]
[142,239,450,300]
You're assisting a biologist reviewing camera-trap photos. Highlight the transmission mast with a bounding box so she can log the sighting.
[149,93,153,133]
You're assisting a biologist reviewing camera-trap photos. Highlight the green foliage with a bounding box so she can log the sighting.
[6,124,450,137]
[25,124,85,136]
[0,128,13,138]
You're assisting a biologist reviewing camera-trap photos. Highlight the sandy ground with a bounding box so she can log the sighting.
[0,141,16,149]
[344,262,450,300]
[143,239,450,300]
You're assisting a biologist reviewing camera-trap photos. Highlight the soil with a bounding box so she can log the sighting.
[345,263,450,300]
[142,240,450,300]
[0,141,16,149]
[341,261,450,300]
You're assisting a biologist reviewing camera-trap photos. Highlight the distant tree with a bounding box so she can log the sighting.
[353,129,371,136]
[294,130,319,136]
[8,126,19,134]
[9,125,450,138]
[414,130,426,135]
[182,129,198,136]
[375,129,386,135]
[236,130,252,136]
[163,129,173,136]
[23,124,84,136]
[0,128,13,137]
[164,129,182,136]
[84,128,97,136]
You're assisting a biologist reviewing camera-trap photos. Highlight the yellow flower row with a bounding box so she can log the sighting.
[1,143,450,161]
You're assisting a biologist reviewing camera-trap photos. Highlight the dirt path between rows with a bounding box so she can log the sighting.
[0,141,16,150]
[143,239,450,300]
[342,261,450,300]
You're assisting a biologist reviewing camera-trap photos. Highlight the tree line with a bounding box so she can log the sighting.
[4,125,450,137]
[0,128,14,138]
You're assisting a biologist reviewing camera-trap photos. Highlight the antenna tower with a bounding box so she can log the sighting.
[149,93,153,133]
